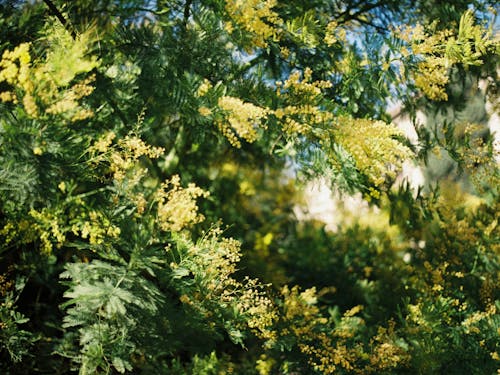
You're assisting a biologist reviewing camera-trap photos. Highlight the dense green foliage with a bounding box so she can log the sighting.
[0,0,499,374]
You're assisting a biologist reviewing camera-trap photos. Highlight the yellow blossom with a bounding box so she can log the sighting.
[196,78,212,96]
[0,26,98,120]
[198,106,212,116]
[22,94,39,117]
[344,305,363,317]
[155,175,209,232]
[217,95,268,147]
[332,117,412,187]
[256,354,275,375]
[58,181,66,193]
[395,11,496,101]
[225,0,282,50]
[93,131,116,153]
[432,284,443,292]
[274,68,333,135]
[324,21,346,47]
[0,91,16,103]
[280,46,290,59]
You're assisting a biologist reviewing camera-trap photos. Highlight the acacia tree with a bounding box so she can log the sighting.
[0,0,499,374]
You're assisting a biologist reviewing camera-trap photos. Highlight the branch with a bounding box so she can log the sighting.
[352,17,390,34]
[183,0,193,28]
[337,1,386,24]
[42,0,76,39]
[336,0,366,19]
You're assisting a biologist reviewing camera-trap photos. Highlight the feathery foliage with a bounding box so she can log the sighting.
[0,0,499,374]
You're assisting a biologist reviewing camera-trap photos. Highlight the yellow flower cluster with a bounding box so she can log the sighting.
[225,0,282,50]
[414,58,450,101]
[70,208,121,247]
[234,277,277,341]
[393,24,451,100]
[173,229,277,340]
[406,303,428,328]
[280,67,332,99]
[461,304,497,334]
[275,68,333,135]
[1,200,121,254]
[457,124,499,194]
[411,25,456,100]
[279,286,366,373]
[196,78,212,97]
[121,135,164,160]
[45,75,95,121]
[90,130,169,219]
[198,106,212,116]
[0,43,36,115]
[0,43,31,93]
[368,322,410,370]
[91,132,164,184]
[332,117,411,186]
[0,220,37,250]
[188,231,243,293]
[0,25,98,120]
[324,21,346,47]
[155,175,209,232]
[429,182,496,264]
[335,51,359,75]
[255,354,275,375]
[28,208,66,253]
[406,185,499,319]
[395,11,498,101]
[92,131,117,153]
[480,277,496,305]
[216,95,268,148]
